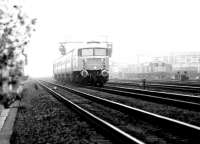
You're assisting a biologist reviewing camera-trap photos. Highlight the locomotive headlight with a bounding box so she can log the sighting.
[80,70,88,78]
[101,70,108,77]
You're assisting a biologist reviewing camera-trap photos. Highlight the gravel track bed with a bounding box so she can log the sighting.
[56,82,200,127]
[11,80,113,144]
[46,82,196,144]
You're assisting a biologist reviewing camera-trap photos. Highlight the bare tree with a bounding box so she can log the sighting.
[0,1,36,107]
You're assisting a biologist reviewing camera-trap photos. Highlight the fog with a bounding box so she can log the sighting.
[18,0,200,77]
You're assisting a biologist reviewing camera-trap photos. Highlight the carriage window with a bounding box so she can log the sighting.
[94,48,106,56]
[82,48,93,56]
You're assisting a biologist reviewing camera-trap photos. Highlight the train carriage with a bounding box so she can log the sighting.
[53,41,112,86]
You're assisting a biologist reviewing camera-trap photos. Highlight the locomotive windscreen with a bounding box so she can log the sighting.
[82,48,93,56]
[80,48,107,56]
[94,48,106,56]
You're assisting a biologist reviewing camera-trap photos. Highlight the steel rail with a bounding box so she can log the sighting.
[109,79,200,86]
[146,80,200,87]
[108,82,140,87]
[88,85,200,111]
[104,85,200,103]
[108,82,200,93]
[151,83,200,87]
[41,80,200,140]
[37,81,145,144]
[150,83,200,92]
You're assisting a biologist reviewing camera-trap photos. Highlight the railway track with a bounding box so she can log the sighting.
[39,80,200,143]
[84,84,200,111]
[104,85,200,104]
[38,80,145,144]
[147,80,200,87]
[148,83,200,93]
[110,79,200,87]
[108,81,200,93]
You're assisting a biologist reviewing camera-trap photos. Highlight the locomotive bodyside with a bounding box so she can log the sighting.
[53,42,112,86]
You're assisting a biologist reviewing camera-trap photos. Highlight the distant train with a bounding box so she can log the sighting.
[53,41,112,86]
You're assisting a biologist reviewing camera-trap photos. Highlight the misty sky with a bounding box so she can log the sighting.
[15,0,200,77]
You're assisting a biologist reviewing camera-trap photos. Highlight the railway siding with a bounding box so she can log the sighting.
[77,85,200,126]
[108,81,200,94]
[105,85,200,103]
[86,85,200,112]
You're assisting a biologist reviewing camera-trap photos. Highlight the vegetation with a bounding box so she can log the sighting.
[0,1,36,107]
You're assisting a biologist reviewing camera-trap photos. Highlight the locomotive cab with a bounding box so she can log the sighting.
[77,44,112,86]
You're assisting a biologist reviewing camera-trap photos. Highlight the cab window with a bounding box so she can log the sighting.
[82,48,93,56]
[94,48,106,56]
[78,48,107,56]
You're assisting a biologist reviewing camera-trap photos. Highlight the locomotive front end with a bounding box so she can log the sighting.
[78,42,112,86]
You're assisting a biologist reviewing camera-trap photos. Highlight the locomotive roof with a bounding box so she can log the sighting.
[54,41,112,64]
[62,42,111,53]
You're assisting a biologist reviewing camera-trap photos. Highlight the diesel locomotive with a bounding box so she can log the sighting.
[53,41,112,86]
